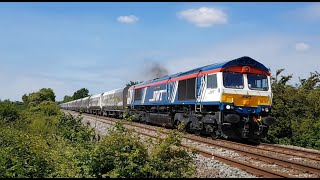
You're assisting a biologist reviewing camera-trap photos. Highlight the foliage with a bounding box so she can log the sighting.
[29,101,61,117]
[90,121,148,178]
[1,87,196,178]
[0,100,19,123]
[45,136,93,178]
[57,113,96,144]
[90,121,196,178]
[62,88,90,103]
[72,88,89,100]
[0,89,97,178]
[62,95,73,103]
[126,81,143,87]
[39,88,56,102]
[0,126,54,178]
[145,129,196,178]
[22,88,56,107]
[122,110,133,122]
[265,70,320,149]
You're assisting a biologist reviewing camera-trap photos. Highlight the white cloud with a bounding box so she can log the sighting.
[295,42,310,52]
[117,15,139,24]
[178,7,227,27]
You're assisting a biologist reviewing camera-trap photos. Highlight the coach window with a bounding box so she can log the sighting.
[207,74,217,89]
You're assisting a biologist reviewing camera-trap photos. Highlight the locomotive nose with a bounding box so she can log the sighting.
[262,116,277,126]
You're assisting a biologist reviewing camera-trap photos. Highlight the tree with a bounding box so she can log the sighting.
[72,88,89,100]
[22,94,29,105]
[22,88,56,107]
[265,69,320,149]
[126,81,143,88]
[39,88,56,102]
[0,100,19,123]
[63,95,73,103]
[299,71,320,90]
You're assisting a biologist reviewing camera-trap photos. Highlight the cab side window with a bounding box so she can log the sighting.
[207,74,217,89]
[134,89,142,101]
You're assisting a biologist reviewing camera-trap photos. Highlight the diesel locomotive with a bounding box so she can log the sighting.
[60,56,277,142]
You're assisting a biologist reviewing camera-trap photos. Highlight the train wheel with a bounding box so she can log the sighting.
[211,132,218,139]
[211,127,220,139]
[195,130,201,136]
[185,122,192,133]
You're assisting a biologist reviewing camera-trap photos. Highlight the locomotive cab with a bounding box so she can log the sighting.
[209,66,275,141]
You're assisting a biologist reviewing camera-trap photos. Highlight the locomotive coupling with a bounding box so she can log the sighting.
[262,116,277,126]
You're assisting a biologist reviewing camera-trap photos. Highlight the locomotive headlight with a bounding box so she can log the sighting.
[226,105,231,109]
[261,108,265,111]
[265,108,269,112]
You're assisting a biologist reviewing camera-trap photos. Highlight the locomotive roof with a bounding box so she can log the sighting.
[133,56,269,88]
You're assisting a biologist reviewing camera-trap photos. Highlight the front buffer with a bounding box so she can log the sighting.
[218,102,277,142]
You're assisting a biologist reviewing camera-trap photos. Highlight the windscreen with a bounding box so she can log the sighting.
[247,74,269,91]
[223,72,244,89]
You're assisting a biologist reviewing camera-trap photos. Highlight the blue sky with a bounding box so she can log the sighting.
[0,2,319,101]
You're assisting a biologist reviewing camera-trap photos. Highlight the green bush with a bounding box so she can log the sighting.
[0,95,99,178]
[1,89,197,178]
[90,122,148,178]
[145,129,196,178]
[90,121,196,178]
[29,101,61,116]
[0,127,53,178]
[265,70,320,149]
[22,112,58,138]
[22,88,56,107]
[57,113,96,144]
[0,100,19,123]
[45,137,93,178]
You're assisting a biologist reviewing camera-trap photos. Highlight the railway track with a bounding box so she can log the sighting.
[63,110,320,178]
[258,143,320,161]
[136,130,292,178]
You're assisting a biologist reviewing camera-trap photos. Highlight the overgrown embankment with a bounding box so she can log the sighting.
[264,70,320,149]
[0,89,196,178]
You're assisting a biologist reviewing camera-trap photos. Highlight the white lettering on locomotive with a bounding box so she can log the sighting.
[149,90,167,102]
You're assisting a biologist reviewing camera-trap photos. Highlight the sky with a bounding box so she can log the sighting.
[0,2,319,101]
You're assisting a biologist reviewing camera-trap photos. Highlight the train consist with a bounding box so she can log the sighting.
[60,56,277,142]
